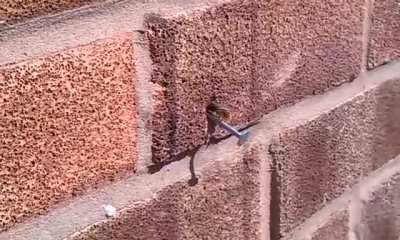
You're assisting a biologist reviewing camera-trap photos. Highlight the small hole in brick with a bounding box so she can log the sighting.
[206,102,230,122]
[206,103,217,137]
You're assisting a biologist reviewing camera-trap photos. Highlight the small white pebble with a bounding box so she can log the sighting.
[103,204,117,218]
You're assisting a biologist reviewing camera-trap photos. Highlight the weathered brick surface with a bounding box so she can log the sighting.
[0,34,137,231]
[283,201,350,240]
[310,210,349,240]
[360,173,400,240]
[368,0,400,68]
[69,146,270,240]
[269,78,400,237]
[147,0,364,163]
[254,0,363,107]
[0,0,105,24]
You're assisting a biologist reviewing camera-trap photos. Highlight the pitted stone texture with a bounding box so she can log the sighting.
[0,34,137,231]
[147,0,364,163]
[0,0,104,24]
[360,173,400,240]
[254,0,363,108]
[310,211,349,240]
[368,0,400,68]
[70,147,269,240]
[269,79,400,237]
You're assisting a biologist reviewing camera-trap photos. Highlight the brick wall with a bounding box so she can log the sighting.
[0,0,399,239]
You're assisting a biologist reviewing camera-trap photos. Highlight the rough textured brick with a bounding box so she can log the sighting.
[0,34,137,231]
[268,78,400,237]
[0,0,105,24]
[283,199,350,240]
[69,146,270,240]
[310,211,349,240]
[147,0,364,163]
[254,0,363,107]
[360,173,400,240]
[368,0,400,68]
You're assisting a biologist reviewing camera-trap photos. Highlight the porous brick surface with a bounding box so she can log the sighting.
[368,0,400,68]
[310,211,349,240]
[253,0,363,107]
[0,0,104,24]
[69,146,270,240]
[0,34,137,231]
[360,173,400,240]
[147,0,364,163]
[268,78,400,237]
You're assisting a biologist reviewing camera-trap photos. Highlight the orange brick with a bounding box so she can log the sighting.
[0,34,137,231]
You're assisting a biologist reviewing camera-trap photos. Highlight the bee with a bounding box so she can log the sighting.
[206,102,231,122]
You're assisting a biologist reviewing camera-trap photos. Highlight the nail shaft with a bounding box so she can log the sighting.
[207,113,250,145]
[218,120,242,138]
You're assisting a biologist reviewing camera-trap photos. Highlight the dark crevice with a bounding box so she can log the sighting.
[187,145,201,186]
[148,115,260,177]
[147,140,211,175]
[268,143,282,240]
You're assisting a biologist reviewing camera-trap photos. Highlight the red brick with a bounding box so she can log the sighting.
[285,208,350,240]
[0,0,105,24]
[66,145,270,240]
[0,34,137,231]
[146,0,364,163]
[368,0,400,68]
[359,172,400,239]
[310,210,349,240]
[268,78,400,236]
[280,204,350,240]
[254,0,364,107]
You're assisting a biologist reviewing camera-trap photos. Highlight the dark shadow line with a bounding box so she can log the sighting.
[188,145,201,186]
[268,144,282,240]
[148,118,261,174]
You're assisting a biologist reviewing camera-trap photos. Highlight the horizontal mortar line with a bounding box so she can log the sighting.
[0,0,127,30]
[283,190,351,240]
[0,0,231,66]
[1,61,399,240]
[251,60,400,146]
[146,120,259,174]
[0,133,243,240]
[163,60,400,174]
[282,153,400,240]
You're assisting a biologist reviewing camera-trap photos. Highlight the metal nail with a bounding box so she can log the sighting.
[207,113,250,145]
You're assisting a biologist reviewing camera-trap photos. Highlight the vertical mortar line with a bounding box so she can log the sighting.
[267,143,282,240]
[348,155,400,240]
[361,0,374,72]
[132,31,154,173]
[348,184,365,240]
[259,149,272,240]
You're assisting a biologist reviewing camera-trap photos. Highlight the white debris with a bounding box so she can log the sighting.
[103,204,117,218]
